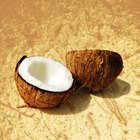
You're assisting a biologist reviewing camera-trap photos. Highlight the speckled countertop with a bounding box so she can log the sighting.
[0,0,140,140]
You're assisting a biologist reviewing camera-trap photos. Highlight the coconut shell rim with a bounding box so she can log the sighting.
[15,55,77,94]
[66,49,122,56]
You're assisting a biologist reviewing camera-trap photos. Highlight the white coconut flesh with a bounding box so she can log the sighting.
[18,56,74,92]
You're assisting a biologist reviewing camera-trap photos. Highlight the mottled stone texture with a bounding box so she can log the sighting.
[0,0,140,140]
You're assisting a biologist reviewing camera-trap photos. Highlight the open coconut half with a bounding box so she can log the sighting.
[66,50,123,92]
[15,56,77,108]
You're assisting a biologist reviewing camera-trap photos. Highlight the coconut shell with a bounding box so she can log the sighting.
[15,56,78,108]
[66,50,123,92]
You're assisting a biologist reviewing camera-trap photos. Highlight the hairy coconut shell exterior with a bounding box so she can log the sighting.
[15,56,77,108]
[66,50,123,92]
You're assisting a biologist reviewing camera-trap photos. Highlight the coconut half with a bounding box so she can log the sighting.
[66,50,123,92]
[15,56,77,108]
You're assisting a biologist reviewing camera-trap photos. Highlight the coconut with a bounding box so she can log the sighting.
[66,50,123,92]
[15,56,77,108]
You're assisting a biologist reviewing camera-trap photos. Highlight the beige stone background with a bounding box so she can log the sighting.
[0,0,140,140]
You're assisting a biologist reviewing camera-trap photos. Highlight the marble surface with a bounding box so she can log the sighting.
[0,0,140,140]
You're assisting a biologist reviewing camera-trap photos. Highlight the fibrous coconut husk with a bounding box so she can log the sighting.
[66,50,123,92]
[15,56,77,108]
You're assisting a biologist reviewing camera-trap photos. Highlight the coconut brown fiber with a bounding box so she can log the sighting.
[66,50,123,92]
[15,56,77,108]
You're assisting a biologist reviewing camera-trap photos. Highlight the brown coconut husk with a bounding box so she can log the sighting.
[66,50,123,92]
[15,56,78,108]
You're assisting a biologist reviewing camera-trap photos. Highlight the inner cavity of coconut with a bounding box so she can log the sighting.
[18,56,74,92]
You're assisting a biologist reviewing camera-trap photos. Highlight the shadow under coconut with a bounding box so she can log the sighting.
[40,88,91,115]
[92,78,131,98]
